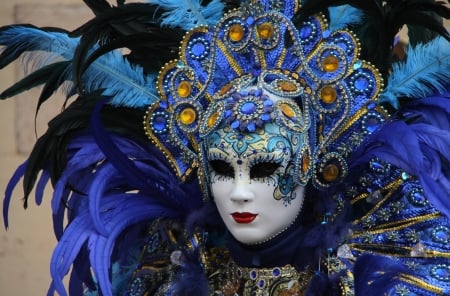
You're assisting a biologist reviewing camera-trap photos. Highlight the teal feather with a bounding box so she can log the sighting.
[328,5,364,31]
[149,0,226,30]
[0,26,158,107]
[379,35,450,108]
[83,51,159,107]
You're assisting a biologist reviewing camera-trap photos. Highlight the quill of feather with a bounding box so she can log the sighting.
[328,5,364,31]
[149,0,225,30]
[379,35,450,108]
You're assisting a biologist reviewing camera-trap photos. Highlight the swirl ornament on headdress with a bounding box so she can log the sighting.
[144,0,387,191]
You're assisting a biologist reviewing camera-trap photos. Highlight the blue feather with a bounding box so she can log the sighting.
[0,26,158,108]
[379,36,450,108]
[328,5,364,31]
[149,0,225,30]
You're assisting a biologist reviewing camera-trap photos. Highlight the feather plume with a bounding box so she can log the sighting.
[149,0,226,30]
[379,35,450,108]
[0,25,158,107]
[328,5,364,31]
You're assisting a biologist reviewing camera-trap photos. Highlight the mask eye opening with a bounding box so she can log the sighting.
[209,159,235,178]
[250,162,281,179]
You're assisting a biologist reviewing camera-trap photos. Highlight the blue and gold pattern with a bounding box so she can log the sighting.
[143,0,385,190]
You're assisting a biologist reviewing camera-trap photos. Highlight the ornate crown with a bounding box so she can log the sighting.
[143,0,387,192]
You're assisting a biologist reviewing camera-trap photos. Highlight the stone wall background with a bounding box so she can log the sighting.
[0,1,448,295]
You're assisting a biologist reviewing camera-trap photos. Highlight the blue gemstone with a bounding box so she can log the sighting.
[367,102,376,110]
[300,25,312,39]
[370,161,385,172]
[241,102,256,114]
[254,89,262,96]
[260,114,270,121]
[192,42,206,56]
[272,268,281,277]
[436,230,449,241]
[247,122,256,132]
[246,16,255,25]
[353,60,363,70]
[250,270,257,279]
[435,266,450,278]
[365,117,380,133]
[355,77,369,90]
[153,115,166,131]
[322,30,331,38]
[258,279,265,288]
[237,159,243,165]
[224,109,233,118]
[231,120,240,129]
[263,99,273,107]
[412,191,425,203]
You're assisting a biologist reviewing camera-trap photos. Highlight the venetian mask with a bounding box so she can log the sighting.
[204,87,309,244]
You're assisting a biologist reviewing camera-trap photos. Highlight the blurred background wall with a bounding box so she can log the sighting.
[0,1,92,295]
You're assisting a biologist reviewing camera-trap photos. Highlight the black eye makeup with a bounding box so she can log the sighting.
[209,159,235,178]
[250,162,281,179]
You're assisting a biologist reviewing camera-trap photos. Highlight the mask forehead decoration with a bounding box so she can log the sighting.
[144,0,386,196]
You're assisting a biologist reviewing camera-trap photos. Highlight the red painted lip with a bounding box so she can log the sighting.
[231,212,257,224]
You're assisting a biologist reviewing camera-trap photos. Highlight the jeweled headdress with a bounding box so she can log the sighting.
[144,0,386,193]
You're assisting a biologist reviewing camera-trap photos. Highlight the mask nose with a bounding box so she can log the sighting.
[230,180,255,203]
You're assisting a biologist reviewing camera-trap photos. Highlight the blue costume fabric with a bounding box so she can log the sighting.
[1,0,449,295]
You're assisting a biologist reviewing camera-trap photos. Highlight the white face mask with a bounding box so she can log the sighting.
[206,123,305,245]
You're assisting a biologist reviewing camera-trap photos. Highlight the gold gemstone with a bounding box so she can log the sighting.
[323,164,339,182]
[257,22,274,39]
[278,80,297,92]
[323,55,340,72]
[320,86,337,104]
[281,103,295,118]
[207,111,220,127]
[302,153,310,173]
[177,81,191,98]
[229,24,245,42]
[218,83,232,96]
[180,107,196,125]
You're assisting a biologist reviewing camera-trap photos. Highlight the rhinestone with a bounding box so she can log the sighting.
[229,24,245,42]
[281,103,295,118]
[257,22,274,39]
[258,279,266,288]
[218,83,232,95]
[432,226,450,243]
[299,25,312,38]
[272,267,281,277]
[179,107,196,125]
[323,164,339,182]
[323,55,339,72]
[177,81,191,98]
[320,86,337,104]
[207,111,220,127]
[431,265,450,281]
[250,270,257,280]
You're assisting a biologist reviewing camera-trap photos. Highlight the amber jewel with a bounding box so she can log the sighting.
[180,107,196,125]
[208,111,220,127]
[281,103,295,118]
[258,22,274,39]
[178,81,192,98]
[323,164,339,182]
[278,80,297,92]
[302,153,310,173]
[323,55,340,72]
[229,24,245,42]
[320,86,337,104]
